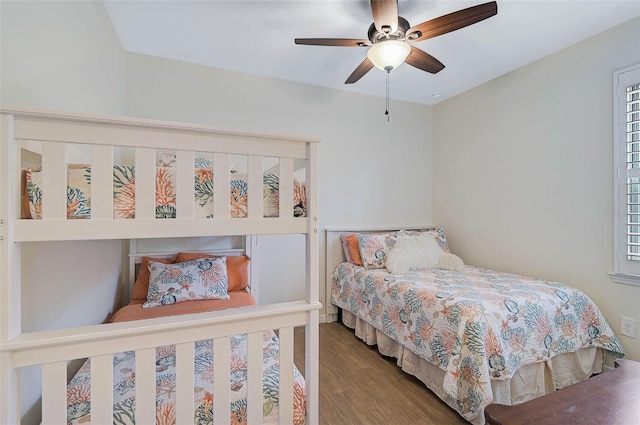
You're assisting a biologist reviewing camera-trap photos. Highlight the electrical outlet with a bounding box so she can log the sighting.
[620,317,637,338]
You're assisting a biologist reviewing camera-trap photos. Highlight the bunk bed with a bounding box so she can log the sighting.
[325,227,624,425]
[0,109,320,424]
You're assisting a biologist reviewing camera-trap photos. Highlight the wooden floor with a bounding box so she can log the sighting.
[294,322,469,425]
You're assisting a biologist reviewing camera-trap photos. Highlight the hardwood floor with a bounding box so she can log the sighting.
[295,322,469,425]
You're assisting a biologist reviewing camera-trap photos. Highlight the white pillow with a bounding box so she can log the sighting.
[436,253,465,272]
[386,233,444,274]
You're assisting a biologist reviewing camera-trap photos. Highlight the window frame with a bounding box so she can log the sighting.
[611,63,640,286]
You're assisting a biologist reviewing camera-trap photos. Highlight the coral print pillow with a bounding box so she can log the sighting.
[143,257,230,308]
[357,232,398,269]
[404,228,451,253]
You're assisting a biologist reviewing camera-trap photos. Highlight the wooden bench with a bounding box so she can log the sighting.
[484,359,640,425]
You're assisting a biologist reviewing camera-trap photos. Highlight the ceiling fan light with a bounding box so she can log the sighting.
[367,40,411,71]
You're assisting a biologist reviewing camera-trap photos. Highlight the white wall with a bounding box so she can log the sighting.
[1,0,126,327]
[123,52,433,313]
[433,17,640,361]
[0,1,125,423]
[0,0,124,114]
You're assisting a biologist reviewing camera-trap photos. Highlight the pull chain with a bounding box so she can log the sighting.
[384,66,392,121]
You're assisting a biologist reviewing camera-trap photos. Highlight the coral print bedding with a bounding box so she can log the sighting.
[24,161,307,219]
[66,330,306,425]
[354,229,451,270]
[143,257,230,308]
[331,263,624,421]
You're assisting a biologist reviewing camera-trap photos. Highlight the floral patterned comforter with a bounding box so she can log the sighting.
[24,164,307,219]
[67,330,306,425]
[331,263,624,421]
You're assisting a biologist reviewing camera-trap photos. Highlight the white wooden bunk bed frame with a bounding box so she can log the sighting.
[0,108,320,424]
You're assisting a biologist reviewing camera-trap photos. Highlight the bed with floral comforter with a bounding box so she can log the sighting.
[331,263,624,421]
[66,329,306,425]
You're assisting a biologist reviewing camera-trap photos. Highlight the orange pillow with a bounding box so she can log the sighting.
[131,255,177,302]
[175,252,250,292]
[346,234,363,266]
[22,170,32,219]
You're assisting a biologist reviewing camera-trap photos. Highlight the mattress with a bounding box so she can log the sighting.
[23,162,307,219]
[66,292,306,424]
[331,263,624,423]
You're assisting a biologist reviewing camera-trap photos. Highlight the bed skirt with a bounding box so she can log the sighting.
[340,310,611,425]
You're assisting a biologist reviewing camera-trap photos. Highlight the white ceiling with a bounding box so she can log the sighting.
[103,0,640,105]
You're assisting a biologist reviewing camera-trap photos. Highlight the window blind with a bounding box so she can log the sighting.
[626,83,640,260]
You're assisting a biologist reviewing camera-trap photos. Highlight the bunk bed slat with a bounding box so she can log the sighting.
[176,150,196,219]
[278,158,294,219]
[90,354,114,424]
[175,342,195,425]
[246,331,263,424]
[41,142,67,220]
[213,153,231,219]
[213,336,231,425]
[247,155,263,218]
[278,326,295,424]
[91,144,114,219]
[135,348,156,424]
[41,361,66,425]
[135,147,156,220]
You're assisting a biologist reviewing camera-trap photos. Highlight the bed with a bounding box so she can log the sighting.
[65,248,306,424]
[0,108,320,425]
[325,227,624,425]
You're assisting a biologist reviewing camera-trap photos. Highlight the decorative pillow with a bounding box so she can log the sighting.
[404,228,451,253]
[346,234,363,266]
[261,174,307,218]
[194,157,213,170]
[143,257,230,308]
[340,234,355,263]
[25,165,92,219]
[157,151,176,167]
[357,232,398,269]
[131,255,177,301]
[437,253,465,272]
[386,232,444,274]
[175,252,250,292]
[193,157,236,173]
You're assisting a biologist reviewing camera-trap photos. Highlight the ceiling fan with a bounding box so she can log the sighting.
[295,0,498,84]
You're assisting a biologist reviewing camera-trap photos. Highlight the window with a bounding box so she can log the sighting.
[612,64,640,285]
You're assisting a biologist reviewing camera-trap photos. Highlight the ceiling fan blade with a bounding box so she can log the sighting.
[405,46,445,74]
[295,38,370,47]
[370,0,399,34]
[407,1,498,42]
[345,58,374,84]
